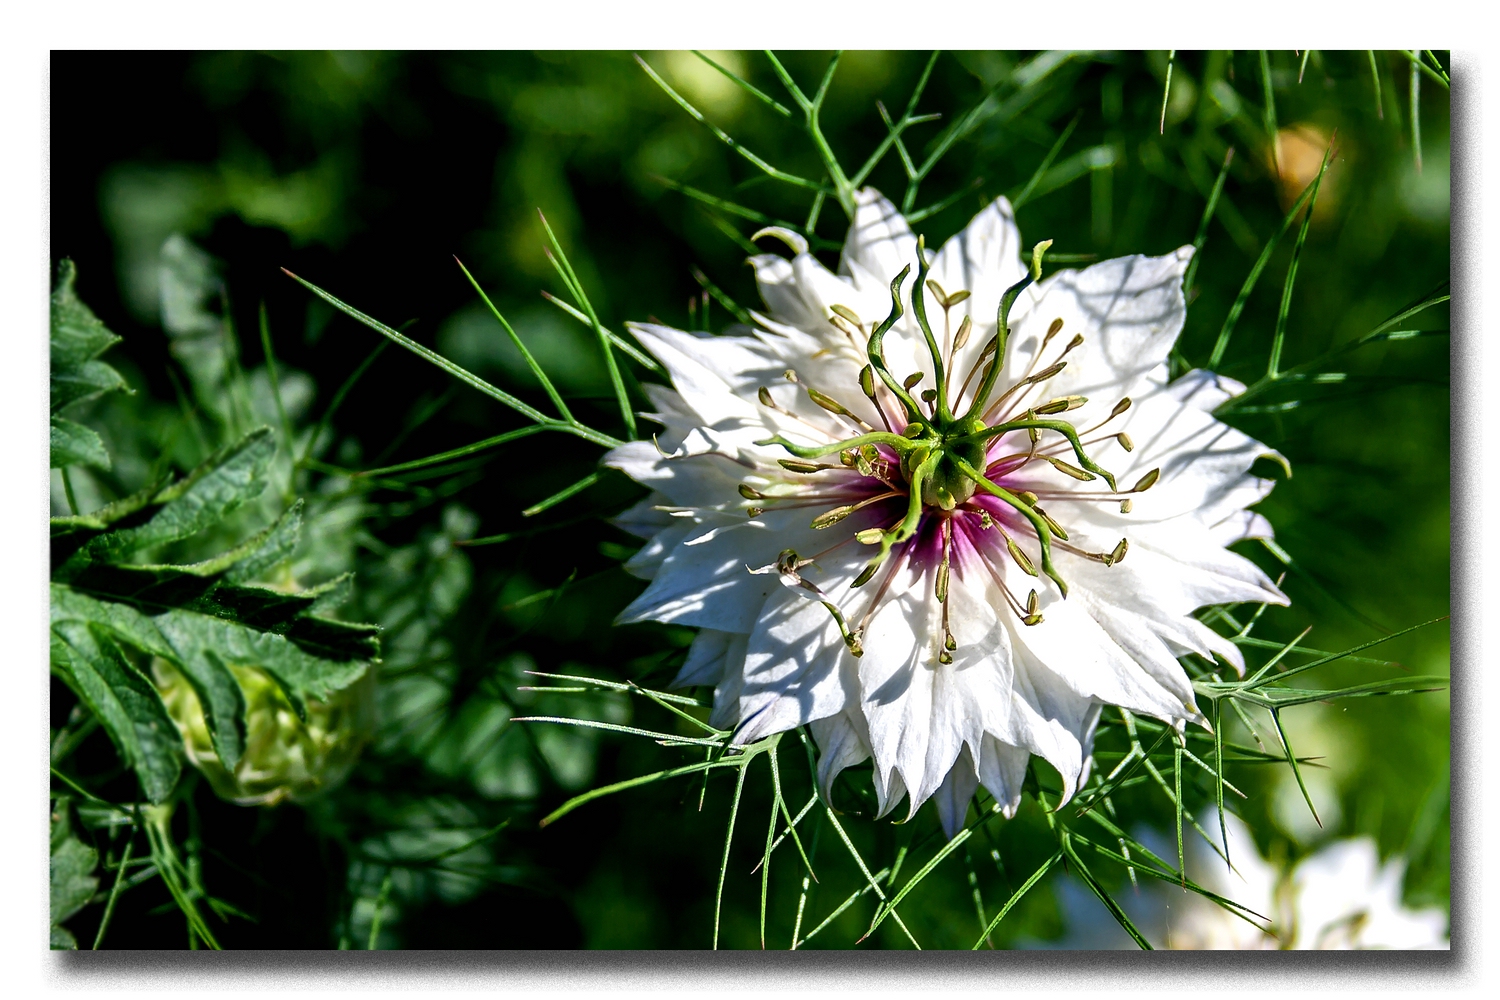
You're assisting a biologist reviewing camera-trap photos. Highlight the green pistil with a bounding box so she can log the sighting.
[755,236,1129,606]
[909,235,953,423]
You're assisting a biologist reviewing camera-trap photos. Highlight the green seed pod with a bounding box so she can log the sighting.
[155,659,375,807]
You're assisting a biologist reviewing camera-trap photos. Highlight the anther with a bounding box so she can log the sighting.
[1110,538,1129,564]
[851,562,880,587]
[830,314,862,340]
[1044,318,1064,346]
[1116,432,1134,452]
[758,386,774,407]
[1034,394,1087,415]
[859,364,876,398]
[1131,468,1161,493]
[979,511,994,529]
[1110,397,1133,419]
[855,528,885,545]
[953,315,973,351]
[830,304,863,326]
[1006,535,1039,576]
[783,369,800,383]
[779,459,830,473]
[936,559,950,603]
[903,372,924,390]
[747,507,763,517]
[921,388,937,403]
[811,506,855,529]
[1033,505,1069,540]
[808,387,852,415]
[1043,456,1096,481]
[1063,333,1084,354]
[738,484,765,500]
[1017,491,1039,506]
[1119,499,1133,513]
[1023,589,1044,626]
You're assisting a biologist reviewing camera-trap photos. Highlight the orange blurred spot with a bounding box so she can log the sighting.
[1270,123,1340,217]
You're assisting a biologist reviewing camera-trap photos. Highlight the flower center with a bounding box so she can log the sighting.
[743,236,1160,661]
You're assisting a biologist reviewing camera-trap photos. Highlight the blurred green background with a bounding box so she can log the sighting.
[50,50,1448,948]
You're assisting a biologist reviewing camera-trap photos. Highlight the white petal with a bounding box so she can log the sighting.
[733,582,860,744]
[672,628,735,688]
[809,710,872,802]
[932,744,980,839]
[977,735,1031,818]
[989,248,1193,425]
[857,565,1015,819]
[841,188,918,291]
[707,634,750,730]
[614,505,849,632]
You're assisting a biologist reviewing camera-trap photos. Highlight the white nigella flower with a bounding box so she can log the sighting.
[1165,814,1449,950]
[607,188,1287,836]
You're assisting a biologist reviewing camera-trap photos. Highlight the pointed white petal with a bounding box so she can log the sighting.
[672,628,735,688]
[733,582,860,744]
[842,188,919,290]
[809,710,872,802]
[707,634,750,730]
[977,735,1032,818]
[932,744,980,839]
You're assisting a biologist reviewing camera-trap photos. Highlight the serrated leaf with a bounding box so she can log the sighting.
[153,609,371,720]
[51,621,182,803]
[224,499,304,583]
[51,260,120,366]
[51,584,175,658]
[51,359,129,414]
[50,475,171,538]
[50,805,99,948]
[55,428,275,579]
[50,416,111,470]
[51,259,129,422]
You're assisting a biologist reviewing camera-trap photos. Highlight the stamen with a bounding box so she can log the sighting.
[809,491,902,529]
[830,304,863,327]
[937,519,954,664]
[808,387,875,431]
[1002,530,1039,577]
[1042,456,1096,481]
[778,458,841,474]
[952,314,973,352]
[1023,589,1043,626]
[1034,395,1087,415]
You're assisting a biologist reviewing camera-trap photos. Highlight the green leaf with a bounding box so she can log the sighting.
[50,476,170,537]
[51,259,127,416]
[50,801,99,949]
[50,416,111,470]
[152,608,371,720]
[51,622,182,803]
[55,428,275,579]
